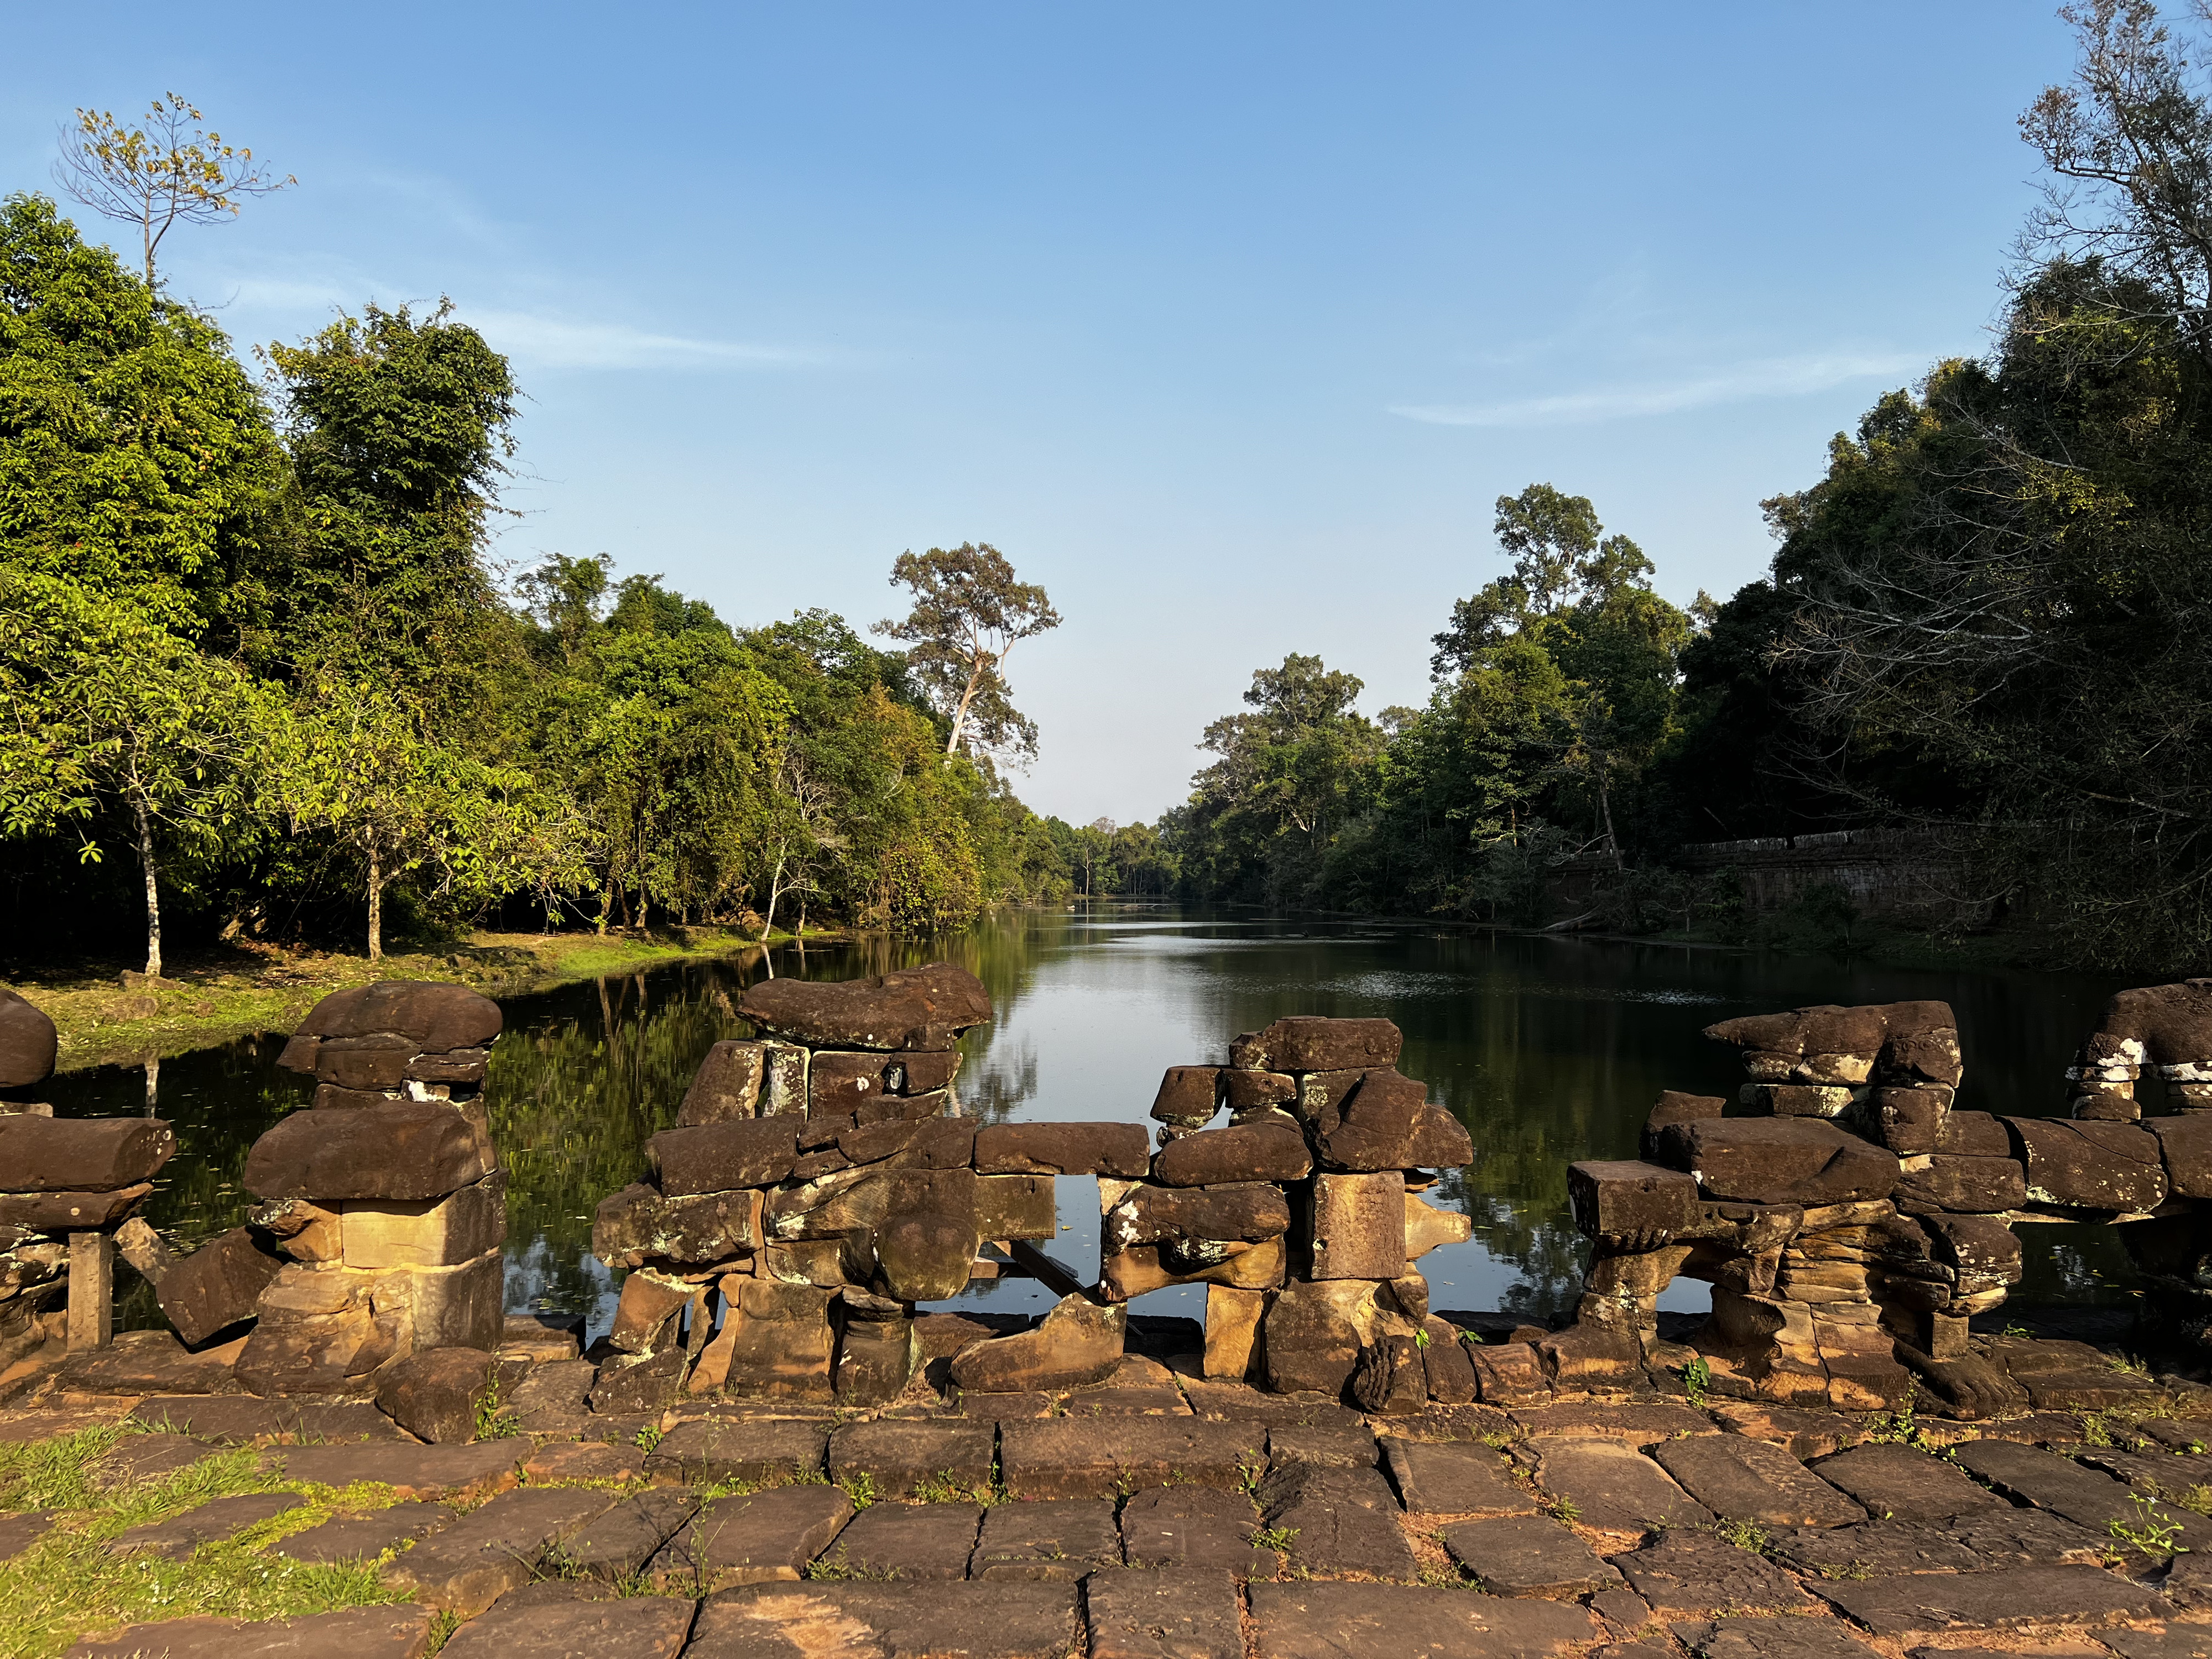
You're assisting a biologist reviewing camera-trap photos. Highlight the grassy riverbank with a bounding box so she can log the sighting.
[4,926,835,1076]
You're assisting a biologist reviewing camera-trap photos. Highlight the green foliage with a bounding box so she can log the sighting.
[1679,1355,1712,1407]
[1248,1524,1298,1552]
[2109,1493,2188,1558]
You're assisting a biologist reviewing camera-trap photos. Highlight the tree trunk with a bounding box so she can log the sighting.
[758,847,786,975]
[596,868,614,936]
[1597,765,1624,872]
[945,662,987,755]
[132,798,162,978]
[367,841,383,963]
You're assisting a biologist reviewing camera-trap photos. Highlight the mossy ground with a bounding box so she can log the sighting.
[4,925,841,1075]
[0,1424,418,1658]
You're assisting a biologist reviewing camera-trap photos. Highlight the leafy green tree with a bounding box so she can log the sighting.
[275,672,582,961]
[0,194,286,641]
[0,570,271,974]
[53,93,293,286]
[877,542,1061,760]
[263,301,517,703]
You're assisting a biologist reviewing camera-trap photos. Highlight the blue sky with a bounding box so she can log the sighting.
[5,4,2078,822]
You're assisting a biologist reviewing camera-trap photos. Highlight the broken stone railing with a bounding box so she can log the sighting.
[587,964,1481,1412]
[0,988,173,1374]
[1568,979,2212,1419]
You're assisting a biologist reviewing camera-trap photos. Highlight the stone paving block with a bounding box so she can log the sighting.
[1258,1462,1420,1580]
[1808,1443,1999,1522]
[62,1606,437,1658]
[1527,1437,1712,1533]
[1648,1434,1862,1527]
[109,1492,302,1558]
[1946,1504,2112,1564]
[1086,1566,1244,1659]
[997,1417,1262,1499]
[1815,1563,2166,1635]
[645,1486,854,1590]
[1669,1616,1884,1659]
[269,1441,524,1500]
[1952,1437,2212,1550]
[1438,1514,1617,1597]
[1706,1404,1868,1462]
[558,1490,699,1581]
[814,1501,982,1579]
[1060,1381,1194,1417]
[437,1592,696,1657]
[1589,1587,1654,1633]
[2107,1631,2212,1659]
[644,1418,828,1487]
[270,1500,453,1563]
[126,1396,401,1444]
[91,1432,231,1485]
[1383,1437,1535,1516]
[1269,1425,1379,1469]
[686,1581,1079,1658]
[970,1498,1119,1579]
[827,1419,994,1497]
[1119,1483,1276,1577]
[1178,1378,1365,1427]
[521,1439,644,1484]
[1765,1519,1978,1577]
[1247,1581,1601,1659]
[383,1486,620,1615]
[0,1508,56,1562]
[1511,1401,1716,1444]
[1610,1530,1815,1616]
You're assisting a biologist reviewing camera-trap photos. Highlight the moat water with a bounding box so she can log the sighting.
[44,905,2140,1338]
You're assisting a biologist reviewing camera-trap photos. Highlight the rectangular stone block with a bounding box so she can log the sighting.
[594,1183,761,1269]
[316,1035,415,1090]
[973,1122,1151,1176]
[243,1104,495,1203]
[719,1278,837,1399]
[1306,1171,1406,1280]
[810,1052,893,1115]
[342,1172,507,1270]
[974,1173,1056,1240]
[1203,1285,1267,1381]
[156,1227,284,1347]
[405,1249,507,1352]
[649,1120,798,1197]
[891,1050,961,1094]
[678,1041,766,1126]
[1568,1160,1698,1244]
[760,1042,810,1116]
[0,1184,151,1232]
[998,1417,1262,1499]
[828,1419,995,1496]
[1,1115,175,1192]
[1229,1017,1402,1073]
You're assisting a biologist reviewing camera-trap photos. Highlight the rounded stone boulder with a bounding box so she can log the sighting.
[299,982,503,1054]
[0,989,58,1092]
[738,962,990,1051]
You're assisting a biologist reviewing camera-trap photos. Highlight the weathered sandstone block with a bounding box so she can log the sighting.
[300,982,503,1053]
[0,1115,174,1192]
[1568,1160,1698,1246]
[0,989,58,1091]
[1152,1122,1311,1186]
[649,1120,799,1196]
[947,1292,1124,1392]
[738,962,989,1051]
[1229,1016,1402,1073]
[343,1173,507,1270]
[1306,1172,1406,1280]
[593,1183,761,1269]
[156,1227,285,1347]
[1099,1182,1288,1252]
[2005,1117,2166,1212]
[679,1041,766,1125]
[245,1105,495,1202]
[973,1121,1150,1176]
[1150,1066,1221,1126]
[1655,1117,1898,1206]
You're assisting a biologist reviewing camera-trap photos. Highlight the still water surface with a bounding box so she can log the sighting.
[45,906,2141,1337]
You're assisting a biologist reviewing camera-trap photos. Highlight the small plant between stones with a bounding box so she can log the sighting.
[473,1374,519,1441]
[1679,1355,1713,1408]
[1713,1517,1768,1553]
[1249,1524,1298,1552]
[633,1424,665,1453]
[2108,1494,2188,1559]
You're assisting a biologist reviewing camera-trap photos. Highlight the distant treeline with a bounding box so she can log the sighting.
[1111,6,2212,973]
[0,194,1074,969]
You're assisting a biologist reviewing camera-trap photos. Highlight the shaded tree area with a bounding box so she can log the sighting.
[1144,2,2212,973]
[0,193,1070,969]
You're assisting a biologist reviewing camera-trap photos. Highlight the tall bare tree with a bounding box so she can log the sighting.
[55,92,294,286]
[877,542,1061,761]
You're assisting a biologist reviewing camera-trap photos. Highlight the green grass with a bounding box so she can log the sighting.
[0,1425,434,1659]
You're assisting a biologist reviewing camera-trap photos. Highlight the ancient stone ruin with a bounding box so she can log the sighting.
[0,987,173,1373]
[1566,981,2212,1420]
[589,964,1487,1411]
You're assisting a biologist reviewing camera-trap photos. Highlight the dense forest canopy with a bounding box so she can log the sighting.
[0,191,1074,967]
[1131,1,2212,972]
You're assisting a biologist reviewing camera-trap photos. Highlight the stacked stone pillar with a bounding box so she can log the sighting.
[592,962,1010,1410]
[208,982,509,1396]
[0,989,174,1371]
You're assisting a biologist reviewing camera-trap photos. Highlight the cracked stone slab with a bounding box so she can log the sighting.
[1438,1515,1618,1598]
[1247,1581,1601,1659]
[1527,1437,1712,1535]
[437,1593,696,1657]
[382,1486,620,1615]
[1813,1563,2166,1636]
[1259,1462,1420,1581]
[62,1606,437,1658]
[827,1420,994,1497]
[685,1581,1080,1659]
[1384,1438,1536,1517]
[1648,1434,1861,1527]
[814,1501,981,1579]
[643,1487,854,1592]
[557,1491,700,1582]
[1119,1484,1276,1578]
[970,1499,1119,1580]
[1670,1616,1884,1659]
[1086,1566,1244,1659]
[1609,1530,1815,1617]
[1807,1444,1999,1523]
[1951,1438,2212,1552]
[270,1501,454,1565]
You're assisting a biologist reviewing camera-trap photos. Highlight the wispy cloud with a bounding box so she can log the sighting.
[456,309,825,372]
[1389,351,1924,428]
